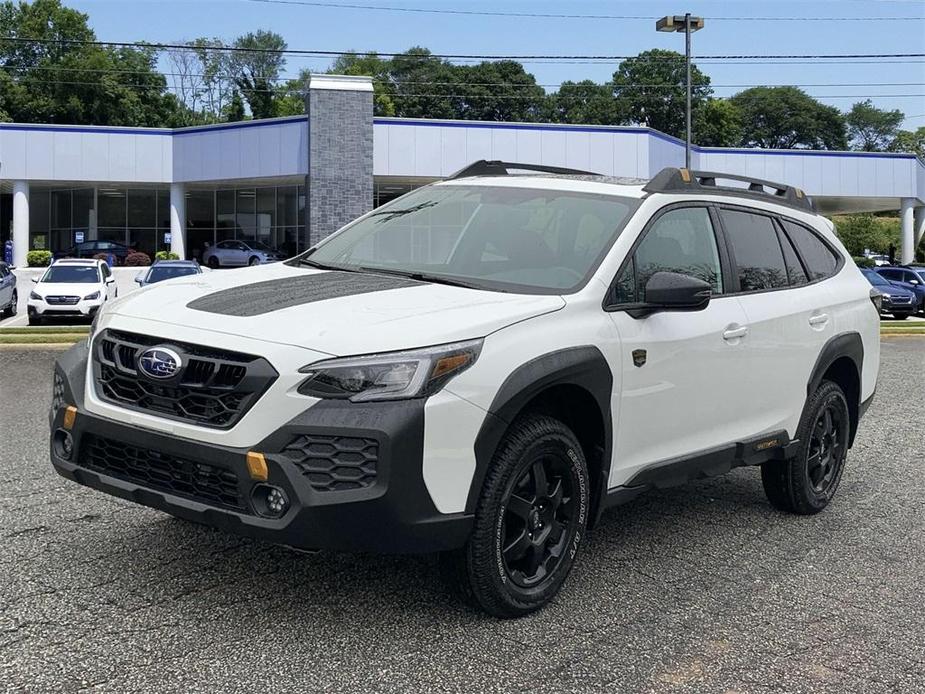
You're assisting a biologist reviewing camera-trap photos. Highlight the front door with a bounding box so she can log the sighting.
[605,204,752,487]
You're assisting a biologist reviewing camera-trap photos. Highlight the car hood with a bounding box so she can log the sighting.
[34,282,101,297]
[105,263,565,356]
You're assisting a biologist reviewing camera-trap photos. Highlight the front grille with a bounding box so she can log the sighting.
[888,296,912,304]
[79,434,248,512]
[46,295,80,305]
[93,329,277,429]
[282,434,379,491]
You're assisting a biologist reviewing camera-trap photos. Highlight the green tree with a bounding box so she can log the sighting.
[611,49,711,138]
[846,99,904,151]
[546,80,619,125]
[0,0,184,126]
[329,52,395,116]
[387,47,459,120]
[833,214,900,256]
[730,87,847,150]
[224,90,246,122]
[693,99,742,147]
[889,127,925,159]
[453,61,545,122]
[230,30,286,119]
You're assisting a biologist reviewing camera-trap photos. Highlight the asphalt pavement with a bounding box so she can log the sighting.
[1,340,924,693]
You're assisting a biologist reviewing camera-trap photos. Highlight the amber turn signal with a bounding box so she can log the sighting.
[62,406,77,431]
[246,451,269,481]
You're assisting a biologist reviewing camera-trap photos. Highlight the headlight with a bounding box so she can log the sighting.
[84,291,100,300]
[298,339,483,402]
[29,291,43,300]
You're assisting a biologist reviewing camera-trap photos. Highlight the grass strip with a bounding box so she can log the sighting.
[0,334,85,344]
[0,326,90,335]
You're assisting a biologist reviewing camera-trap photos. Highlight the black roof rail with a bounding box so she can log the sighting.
[447,159,600,180]
[643,168,815,213]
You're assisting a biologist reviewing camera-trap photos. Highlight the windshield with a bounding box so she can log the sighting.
[297,184,637,294]
[252,241,276,252]
[862,271,889,286]
[41,265,100,283]
[147,266,199,283]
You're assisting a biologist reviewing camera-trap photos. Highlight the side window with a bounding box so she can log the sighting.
[720,209,789,292]
[614,207,723,303]
[776,226,808,286]
[781,221,839,281]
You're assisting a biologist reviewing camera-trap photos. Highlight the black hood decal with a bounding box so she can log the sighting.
[187,271,424,316]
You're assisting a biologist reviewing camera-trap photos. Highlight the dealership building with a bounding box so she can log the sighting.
[2,74,924,267]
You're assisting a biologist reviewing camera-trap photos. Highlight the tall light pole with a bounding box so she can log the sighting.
[656,13,704,169]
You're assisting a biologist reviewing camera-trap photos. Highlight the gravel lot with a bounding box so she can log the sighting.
[2,340,924,693]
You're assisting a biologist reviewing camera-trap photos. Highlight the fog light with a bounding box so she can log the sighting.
[53,429,74,460]
[251,484,290,518]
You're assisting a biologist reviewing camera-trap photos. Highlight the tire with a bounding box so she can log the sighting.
[1,291,15,318]
[892,313,908,320]
[207,256,219,269]
[761,380,851,515]
[248,256,260,266]
[440,413,590,618]
[28,314,42,326]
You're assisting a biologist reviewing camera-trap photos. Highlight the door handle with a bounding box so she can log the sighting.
[723,325,748,341]
[808,313,829,327]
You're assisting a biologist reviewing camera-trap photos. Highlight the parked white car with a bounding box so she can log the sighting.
[50,162,879,617]
[28,258,116,325]
[202,240,286,268]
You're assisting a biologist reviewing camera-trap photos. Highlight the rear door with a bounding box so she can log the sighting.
[0,265,12,307]
[716,207,838,437]
[606,204,753,485]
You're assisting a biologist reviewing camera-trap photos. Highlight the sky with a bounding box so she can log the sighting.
[68,0,925,128]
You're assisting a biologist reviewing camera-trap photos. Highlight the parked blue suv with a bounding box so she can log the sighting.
[874,266,925,314]
[861,269,917,319]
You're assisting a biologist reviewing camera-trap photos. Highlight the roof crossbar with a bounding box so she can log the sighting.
[447,159,600,180]
[643,168,815,212]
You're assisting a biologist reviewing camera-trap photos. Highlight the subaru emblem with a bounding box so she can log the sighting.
[138,347,182,380]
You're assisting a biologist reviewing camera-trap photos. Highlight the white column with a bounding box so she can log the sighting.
[900,198,915,265]
[12,181,29,268]
[914,206,925,251]
[169,183,186,259]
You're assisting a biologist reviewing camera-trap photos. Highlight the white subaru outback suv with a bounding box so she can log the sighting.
[29,258,116,325]
[50,162,879,617]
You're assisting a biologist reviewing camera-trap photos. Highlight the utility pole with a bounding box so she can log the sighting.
[656,14,705,169]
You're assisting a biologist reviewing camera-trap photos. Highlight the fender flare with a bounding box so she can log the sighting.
[805,331,863,446]
[467,346,613,517]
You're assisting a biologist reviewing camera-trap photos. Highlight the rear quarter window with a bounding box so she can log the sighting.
[719,209,789,292]
[781,221,840,281]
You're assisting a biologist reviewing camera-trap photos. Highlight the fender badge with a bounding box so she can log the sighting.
[632,349,647,368]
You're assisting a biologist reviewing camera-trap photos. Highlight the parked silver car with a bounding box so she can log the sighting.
[202,240,286,268]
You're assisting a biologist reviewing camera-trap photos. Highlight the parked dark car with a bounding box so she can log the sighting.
[0,261,17,318]
[874,266,925,313]
[861,269,917,319]
[54,240,132,265]
[134,260,203,287]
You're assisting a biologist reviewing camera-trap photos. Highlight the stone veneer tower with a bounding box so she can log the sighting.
[305,74,374,246]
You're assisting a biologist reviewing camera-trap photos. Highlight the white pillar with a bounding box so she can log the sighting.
[12,181,29,268]
[914,206,925,252]
[169,183,186,259]
[900,198,915,265]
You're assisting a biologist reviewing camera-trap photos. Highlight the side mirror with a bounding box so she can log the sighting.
[31,277,39,283]
[105,277,115,285]
[630,272,712,318]
[134,274,143,284]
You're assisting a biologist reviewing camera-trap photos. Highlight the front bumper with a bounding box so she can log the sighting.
[50,342,473,554]
[29,298,101,318]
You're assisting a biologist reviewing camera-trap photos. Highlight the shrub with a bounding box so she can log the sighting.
[92,252,109,262]
[124,252,152,266]
[155,251,180,261]
[854,256,875,268]
[26,250,52,267]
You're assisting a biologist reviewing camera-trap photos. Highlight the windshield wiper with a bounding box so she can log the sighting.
[358,266,495,291]
[367,201,439,221]
[296,257,364,273]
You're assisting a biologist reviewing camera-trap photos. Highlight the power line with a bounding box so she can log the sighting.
[240,0,925,22]
[2,37,923,62]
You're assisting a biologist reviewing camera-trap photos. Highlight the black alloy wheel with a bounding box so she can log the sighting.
[207,256,219,269]
[806,400,847,498]
[502,455,577,588]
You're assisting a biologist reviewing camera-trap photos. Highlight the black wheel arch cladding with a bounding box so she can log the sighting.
[469,345,613,519]
[805,332,864,448]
